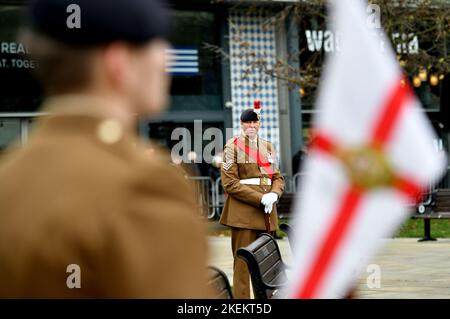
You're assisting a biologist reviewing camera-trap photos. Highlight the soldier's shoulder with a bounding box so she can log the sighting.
[225,136,239,147]
[259,138,273,147]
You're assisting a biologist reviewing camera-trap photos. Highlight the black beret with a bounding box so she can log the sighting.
[28,0,170,45]
[240,109,260,122]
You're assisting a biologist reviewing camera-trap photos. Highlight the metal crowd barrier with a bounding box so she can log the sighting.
[190,173,301,220]
[292,172,307,193]
[214,177,225,219]
[188,176,216,220]
[281,174,293,193]
[192,167,450,219]
[416,166,450,212]
[190,166,449,220]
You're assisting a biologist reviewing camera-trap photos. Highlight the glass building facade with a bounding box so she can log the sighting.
[0,0,448,180]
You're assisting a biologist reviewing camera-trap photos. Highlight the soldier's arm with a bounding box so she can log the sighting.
[269,143,285,198]
[221,143,264,208]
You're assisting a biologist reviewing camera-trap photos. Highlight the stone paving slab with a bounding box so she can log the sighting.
[208,236,450,299]
[356,238,450,298]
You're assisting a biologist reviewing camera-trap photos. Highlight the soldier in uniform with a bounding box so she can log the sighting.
[220,103,285,299]
[0,0,211,298]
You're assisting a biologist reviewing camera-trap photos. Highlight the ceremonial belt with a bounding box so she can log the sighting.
[240,178,272,186]
[234,137,274,180]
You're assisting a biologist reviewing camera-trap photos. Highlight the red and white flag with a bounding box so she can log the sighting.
[287,0,447,299]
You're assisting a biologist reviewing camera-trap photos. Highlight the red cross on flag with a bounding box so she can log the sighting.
[287,0,447,299]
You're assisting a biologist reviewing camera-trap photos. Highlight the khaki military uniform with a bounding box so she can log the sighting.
[220,134,284,298]
[0,96,211,298]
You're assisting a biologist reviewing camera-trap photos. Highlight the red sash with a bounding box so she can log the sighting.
[234,137,274,179]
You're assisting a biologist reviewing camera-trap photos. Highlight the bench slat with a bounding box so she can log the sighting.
[262,260,286,285]
[254,241,277,263]
[208,274,227,292]
[434,200,450,205]
[207,266,233,299]
[259,250,282,276]
[268,269,288,286]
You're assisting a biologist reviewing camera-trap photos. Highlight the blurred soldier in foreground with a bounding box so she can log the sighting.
[0,0,210,298]
[220,102,285,298]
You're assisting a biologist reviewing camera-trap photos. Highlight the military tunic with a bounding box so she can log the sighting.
[219,134,284,298]
[0,96,211,298]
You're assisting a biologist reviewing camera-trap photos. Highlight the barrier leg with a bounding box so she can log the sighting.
[418,219,436,242]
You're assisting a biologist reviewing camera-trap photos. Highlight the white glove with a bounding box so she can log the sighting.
[261,192,278,214]
[261,192,277,206]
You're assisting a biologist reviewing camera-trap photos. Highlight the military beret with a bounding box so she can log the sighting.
[240,109,260,122]
[27,0,170,45]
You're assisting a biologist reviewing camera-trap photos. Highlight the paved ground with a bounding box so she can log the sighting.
[208,236,450,299]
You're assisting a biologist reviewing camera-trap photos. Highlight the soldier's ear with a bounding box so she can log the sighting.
[102,43,132,92]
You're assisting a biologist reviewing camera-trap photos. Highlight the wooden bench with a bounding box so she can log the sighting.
[413,188,450,241]
[207,266,233,299]
[236,233,288,299]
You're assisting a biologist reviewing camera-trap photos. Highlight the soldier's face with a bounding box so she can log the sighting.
[241,120,260,139]
[129,39,171,115]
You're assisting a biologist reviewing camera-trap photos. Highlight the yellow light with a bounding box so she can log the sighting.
[439,74,445,80]
[399,60,406,68]
[412,76,421,88]
[418,68,427,81]
[400,79,406,88]
[430,75,439,86]
[299,88,305,97]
